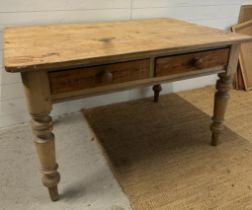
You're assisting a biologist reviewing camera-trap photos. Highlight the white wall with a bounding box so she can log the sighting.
[1,0,251,127]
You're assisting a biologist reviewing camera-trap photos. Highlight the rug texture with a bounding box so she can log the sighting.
[83,86,252,210]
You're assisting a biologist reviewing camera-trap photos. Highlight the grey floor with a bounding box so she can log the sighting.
[0,112,131,210]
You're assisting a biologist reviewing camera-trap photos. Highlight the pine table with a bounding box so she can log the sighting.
[3,18,251,201]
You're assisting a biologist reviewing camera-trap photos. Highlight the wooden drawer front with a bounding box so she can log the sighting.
[155,48,230,77]
[49,59,150,95]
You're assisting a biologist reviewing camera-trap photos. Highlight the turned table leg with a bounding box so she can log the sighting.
[153,84,162,102]
[21,71,60,201]
[31,113,60,200]
[211,73,232,146]
[210,44,240,146]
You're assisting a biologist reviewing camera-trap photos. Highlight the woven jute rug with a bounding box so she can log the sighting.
[83,86,252,210]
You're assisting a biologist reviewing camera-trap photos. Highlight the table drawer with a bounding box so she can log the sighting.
[49,59,150,95]
[155,48,230,77]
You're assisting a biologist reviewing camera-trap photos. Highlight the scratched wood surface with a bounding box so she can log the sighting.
[4,18,251,72]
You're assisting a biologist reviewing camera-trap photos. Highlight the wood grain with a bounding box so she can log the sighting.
[49,59,150,95]
[211,44,240,146]
[155,48,229,77]
[233,5,252,90]
[4,18,251,72]
[51,67,225,102]
[232,20,252,90]
[4,17,250,202]
[239,5,252,23]
[21,71,60,201]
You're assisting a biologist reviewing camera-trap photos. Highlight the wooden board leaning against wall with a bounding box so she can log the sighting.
[232,20,252,91]
[232,5,252,90]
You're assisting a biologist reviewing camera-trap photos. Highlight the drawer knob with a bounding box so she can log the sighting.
[192,57,203,69]
[100,70,113,82]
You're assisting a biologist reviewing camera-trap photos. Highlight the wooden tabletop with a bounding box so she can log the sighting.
[4,18,251,72]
